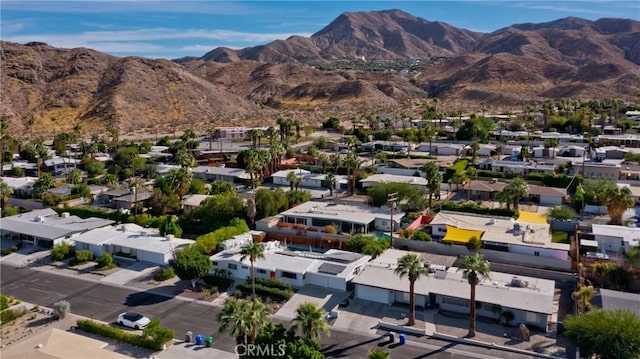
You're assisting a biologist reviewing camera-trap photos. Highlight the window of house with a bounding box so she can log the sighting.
[257,269,267,274]
[228,263,237,270]
[212,261,218,266]
[534,251,540,256]
[442,296,469,307]
[281,271,297,279]
[242,265,249,269]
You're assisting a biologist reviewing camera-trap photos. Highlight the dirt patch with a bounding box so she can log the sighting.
[1,307,56,348]
[177,284,219,302]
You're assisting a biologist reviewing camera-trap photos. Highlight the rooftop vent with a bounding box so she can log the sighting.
[34,216,45,223]
[61,212,71,218]
[511,276,528,288]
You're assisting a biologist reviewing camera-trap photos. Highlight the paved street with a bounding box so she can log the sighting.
[1,263,549,358]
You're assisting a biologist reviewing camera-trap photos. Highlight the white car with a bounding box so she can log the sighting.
[117,312,151,330]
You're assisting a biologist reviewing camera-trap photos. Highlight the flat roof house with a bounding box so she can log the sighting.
[360,174,427,191]
[0,208,114,248]
[598,289,640,317]
[271,169,346,190]
[427,211,569,261]
[592,224,640,255]
[210,234,371,291]
[181,194,212,213]
[192,166,250,183]
[73,224,193,265]
[272,200,405,235]
[352,249,556,331]
[464,180,566,205]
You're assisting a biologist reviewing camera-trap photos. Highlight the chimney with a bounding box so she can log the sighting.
[61,212,71,218]
[166,234,175,241]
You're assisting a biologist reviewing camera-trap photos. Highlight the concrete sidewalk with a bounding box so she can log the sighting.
[101,262,158,285]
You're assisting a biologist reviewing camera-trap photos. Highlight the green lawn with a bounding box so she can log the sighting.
[551,231,570,244]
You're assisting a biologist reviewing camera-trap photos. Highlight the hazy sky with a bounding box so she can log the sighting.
[2,0,639,59]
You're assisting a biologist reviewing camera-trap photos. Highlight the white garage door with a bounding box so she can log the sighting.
[356,285,390,304]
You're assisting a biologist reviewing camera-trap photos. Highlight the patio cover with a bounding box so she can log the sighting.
[443,225,484,244]
[517,211,549,225]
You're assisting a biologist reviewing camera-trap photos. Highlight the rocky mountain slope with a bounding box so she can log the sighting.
[2,10,639,137]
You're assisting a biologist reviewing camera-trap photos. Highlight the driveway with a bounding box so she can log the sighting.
[332,299,388,335]
[274,285,347,321]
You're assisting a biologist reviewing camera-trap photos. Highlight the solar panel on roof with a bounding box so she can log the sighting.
[318,263,346,275]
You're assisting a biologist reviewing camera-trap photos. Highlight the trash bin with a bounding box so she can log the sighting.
[205,336,213,347]
[399,333,406,345]
[195,334,204,345]
[185,331,193,343]
[388,332,395,343]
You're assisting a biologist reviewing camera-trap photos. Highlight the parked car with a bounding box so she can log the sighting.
[117,312,151,329]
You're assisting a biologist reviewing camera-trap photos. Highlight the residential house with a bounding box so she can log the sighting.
[570,162,621,179]
[48,184,75,197]
[214,127,248,140]
[96,189,131,206]
[626,110,640,121]
[528,186,567,206]
[0,208,114,248]
[593,146,640,160]
[352,249,556,331]
[181,194,211,213]
[210,234,371,291]
[463,179,566,205]
[532,146,556,159]
[427,211,568,260]
[271,169,346,190]
[360,174,427,191]
[191,166,250,183]
[73,224,193,265]
[417,143,464,156]
[557,145,586,158]
[598,289,640,317]
[595,134,640,148]
[540,132,584,143]
[591,224,640,255]
[476,144,497,157]
[112,190,153,210]
[481,160,556,176]
[1,176,37,197]
[44,157,81,176]
[259,200,404,235]
[360,141,415,153]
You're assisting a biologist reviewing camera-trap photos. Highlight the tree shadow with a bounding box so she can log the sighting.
[412,342,458,358]
[124,290,172,306]
[322,336,385,357]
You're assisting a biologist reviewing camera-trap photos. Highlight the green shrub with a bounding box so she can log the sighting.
[96,253,116,270]
[0,306,28,323]
[411,231,432,242]
[202,274,233,291]
[50,242,74,261]
[254,277,293,291]
[153,267,176,281]
[53,300,71,319]
[0,249,12,256]
[76,319,173,351]
[0,294,9,310]
[235,283,292,301]
[439,201,517,218]
[72,250,94,265]
[193,219,249,255]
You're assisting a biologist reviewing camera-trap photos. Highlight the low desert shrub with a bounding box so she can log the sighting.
[153,267,176,281]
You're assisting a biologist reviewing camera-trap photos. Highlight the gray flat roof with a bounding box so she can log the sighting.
[280,201,403,225]
[73,226,193,254]
[599,289,640,317]
[353,249,555,314]
[0,209,114,240]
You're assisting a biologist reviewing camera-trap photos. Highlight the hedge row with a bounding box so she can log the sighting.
[439,201,517,218]
[253,277,293,291]
[76,319,173,351]
[1,306,28,323]
[53,207,133,223]
[235,283,292,301]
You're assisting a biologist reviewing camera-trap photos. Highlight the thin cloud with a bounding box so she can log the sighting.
[2,28,313,45]
[0,0,250,15]
[510,2,629,16]
[1,20,29,34]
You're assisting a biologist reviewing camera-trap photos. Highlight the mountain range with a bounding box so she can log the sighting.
[1,9,639,137]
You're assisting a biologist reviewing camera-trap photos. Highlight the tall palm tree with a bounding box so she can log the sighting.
[206,127,216,151]
[423,121,436,154]
[240,242,265,298]
[325,172,336,197]
[317,153,329,174]
[345,152,362,195]
[502,177,529,211]
[217,298,269,346]
[293,302,330,341]
[0,178,14,209]
[394,254,428,326]
[457,253,491,338]
[286,171,297,191]
[422,161,441,209]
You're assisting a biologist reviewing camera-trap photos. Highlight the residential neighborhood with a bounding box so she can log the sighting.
[2,99,640,359]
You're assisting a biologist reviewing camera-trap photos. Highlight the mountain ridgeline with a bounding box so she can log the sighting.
[1,9,639,136]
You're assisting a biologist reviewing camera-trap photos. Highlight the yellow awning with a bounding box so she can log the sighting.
[443,225,484,244]
[517,211,548,225]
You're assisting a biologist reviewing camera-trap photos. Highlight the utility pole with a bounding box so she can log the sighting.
[388,192,398,248]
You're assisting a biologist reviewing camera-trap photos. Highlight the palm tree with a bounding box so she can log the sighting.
[457,253,491,338]
[330,153,342,173]
[502,177,529,211]
[206,127,216,151]
[286,171,297,191]
[345,152,362,195]
[601,186,634,225]
[240,242,265,297]
[422,161,441,209]
[325,172,336,197]
[572,284,595,315]
[249,129,263,149]
[394,254,428,326]
[293,302,330,341]
[217,298,269,346]
[0,178,14,209]
[423,121,436,155]
[317,153,329,174]
[368,348,390,359]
